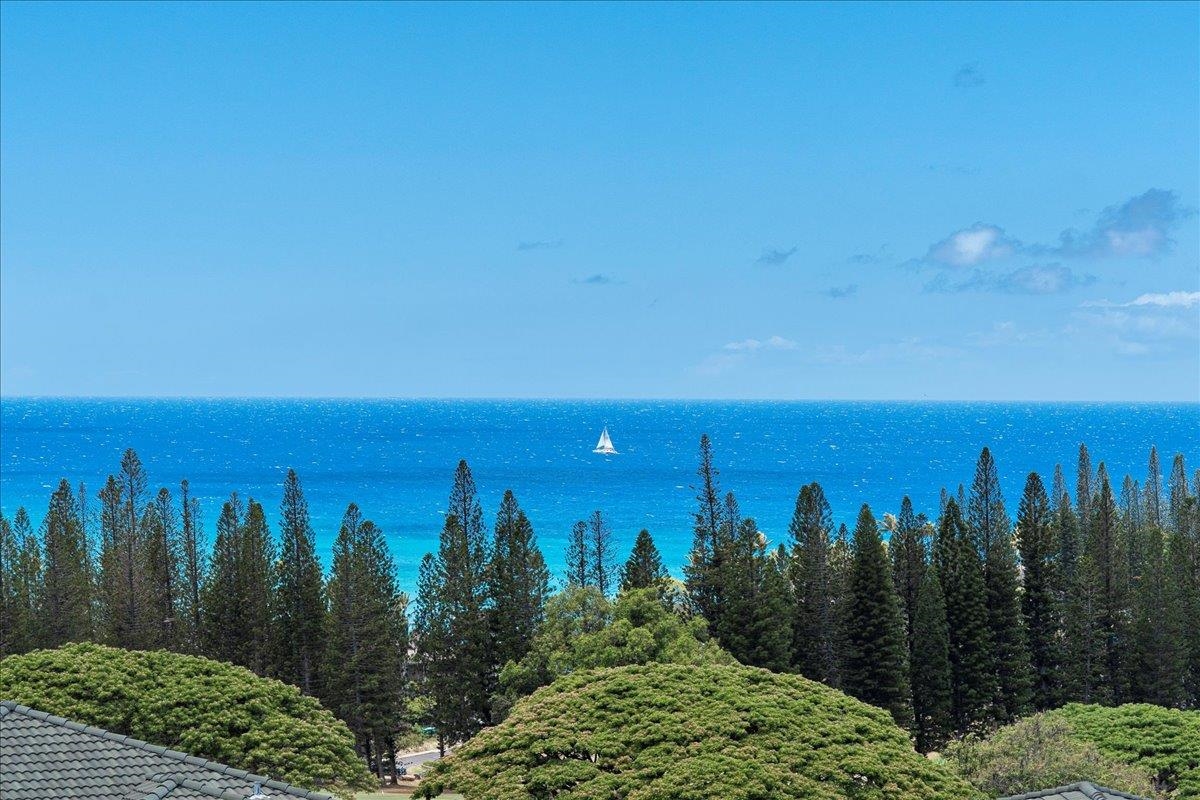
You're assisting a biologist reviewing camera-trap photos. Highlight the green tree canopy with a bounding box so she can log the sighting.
[498,586,732,703]
[428,663,979,800]
[0,643,373,797]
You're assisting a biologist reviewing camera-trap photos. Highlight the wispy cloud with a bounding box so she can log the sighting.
[925,223,1019,268]
[1069,292,1199,357]
[517,239,563,251]
[809,337,961,366]
[953,63,985,88]
[847,244,890,265]
[925,264,1094,295]
[697,335,797,376]
[1125,291,1200,308]
[827,284,858,299]
[1083,290,1200,309]
[572,274,618,285]
[927,163,981,176]
[755,246,798,266]
[969,321,1053,347]
[723,335,797,352]
[1073,308,1194,341]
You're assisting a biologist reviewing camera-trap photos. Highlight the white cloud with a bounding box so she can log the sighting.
[970,321,1053,347]
[925,223,1019,268]
[700,334,798,376]
[1069,296,1199,358]
[809,337,961,366]
[1126,291,1200,308]
[722,335,796,352]
[1082,291,1200,309]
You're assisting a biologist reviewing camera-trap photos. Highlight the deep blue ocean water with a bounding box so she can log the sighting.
[1,399,1196,594]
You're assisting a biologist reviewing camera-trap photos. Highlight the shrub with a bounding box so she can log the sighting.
[0,643,374,797]
[427,662,979,800]
[944,712,1159,798]
[1055,704,1200,797]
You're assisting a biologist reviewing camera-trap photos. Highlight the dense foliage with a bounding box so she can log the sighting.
[945,711,1159,798]
[0,643,373,796]
[1054,704,1200,797]
[425,663,980,800]
[498,586,733,704]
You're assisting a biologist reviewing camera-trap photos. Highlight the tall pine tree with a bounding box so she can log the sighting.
[1168,454,1190,534]
[414,462,493,747]
[843,504,912,728]
[40,479,93,646]
[620,529,667,591]
[565,520,591,588]
[1076,444,1093,533]
[237,499,275,674]
[890,496,927,666]
[1131,526,1187,705]
[588,510,615,597]
[686,434,726,623]
[788,482,838,683]
[910,567,952,753]
[1088,464,1131,703]
[201,494,245,665]
[142,487,180,649]
[967,448,1032,722]
[178,479,205,652]
[0,510,42,655]
[272,469,327,694]
[935,500,995,732]
[489,490,549,672]
[1144,446,1164,530]
[1016,472,1061,710]
[323,503,407,774]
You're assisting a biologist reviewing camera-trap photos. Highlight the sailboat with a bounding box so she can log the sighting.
[593,426,618,455]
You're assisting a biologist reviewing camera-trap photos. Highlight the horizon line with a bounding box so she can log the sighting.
[1,394,1198,404]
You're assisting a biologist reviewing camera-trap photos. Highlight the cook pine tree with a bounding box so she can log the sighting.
[271,468,327,695]
[842,504,912,729]
[788,482,839,683]
[489,489,550,673]
[910,567,952,753]
[620,529,668,591]
[324,503,407,775]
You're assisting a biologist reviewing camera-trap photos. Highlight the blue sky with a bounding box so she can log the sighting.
[2,1,1197,400]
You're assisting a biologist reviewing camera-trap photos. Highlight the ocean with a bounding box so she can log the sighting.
[1,398,1196,594]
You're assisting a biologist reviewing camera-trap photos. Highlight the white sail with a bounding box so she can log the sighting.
[593,427,618,454]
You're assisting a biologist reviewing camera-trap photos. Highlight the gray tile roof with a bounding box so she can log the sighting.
[998,782,1150,800]
[0,701,334,800]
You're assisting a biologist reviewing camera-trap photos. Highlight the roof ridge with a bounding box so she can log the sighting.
[998,782,1151,800]
[1,700,333,800]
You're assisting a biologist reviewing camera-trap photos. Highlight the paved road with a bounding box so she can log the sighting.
[397,748,443,769]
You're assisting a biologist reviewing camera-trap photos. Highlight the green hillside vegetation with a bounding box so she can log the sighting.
[946,703,1200,798]
[944,712,1160,798]
[424,662,980,800]
[1056,704,1200,797]
[0,643,374,797]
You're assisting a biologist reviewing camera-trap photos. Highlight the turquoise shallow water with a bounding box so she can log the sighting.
[1,398,1196,593]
